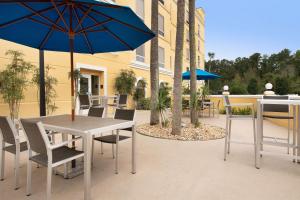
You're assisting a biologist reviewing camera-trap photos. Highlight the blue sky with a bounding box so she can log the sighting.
[196,0,300,60]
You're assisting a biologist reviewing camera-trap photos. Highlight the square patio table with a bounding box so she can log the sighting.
[255,98,300,169]
[28,114,136,200]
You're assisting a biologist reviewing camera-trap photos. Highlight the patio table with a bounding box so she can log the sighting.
[255,98,300,169]
[28,114,136,200]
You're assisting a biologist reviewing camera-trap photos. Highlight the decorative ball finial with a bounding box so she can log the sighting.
[223,85,230,95]
[264,82,275,96]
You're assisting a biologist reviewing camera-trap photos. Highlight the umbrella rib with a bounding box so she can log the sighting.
[74,5,93,32]
[76,19,113,34]
[51,0,69,31]
[74,7,94,54]
[0,3,64,28]
[27,17,65,32]
[39,5,68,49]
[19,2,66,32]
[81,5,153,36]
[105,28,134,50]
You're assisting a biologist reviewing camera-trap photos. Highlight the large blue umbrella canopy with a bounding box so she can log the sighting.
[0,0,155,120]
[0,0,154,53]
[182,69,221,80]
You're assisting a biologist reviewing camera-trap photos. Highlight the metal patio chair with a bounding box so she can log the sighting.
[93,109,135,174]
[0,116,27,190]
[223,96,256,161]
[262,96,296,155]
[20,119,84,200]
[107,94,128,109]
[79,94,91,114]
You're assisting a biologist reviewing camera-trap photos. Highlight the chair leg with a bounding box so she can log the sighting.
[46,165,52,200]
[112,131,115,159]
[14,148,20,190]
[26,152,32,196]
[287,119,291,154]
[224,118,229,161]
[115,130,119,174]
[100,133,104,155]
[253,118,257,162]
[92,136,94,167]
[292,112,296,162]
[228,120,232,154]
[0,141,4,181]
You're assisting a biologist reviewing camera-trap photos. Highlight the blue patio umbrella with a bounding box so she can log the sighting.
[0,0,155,120]
[182,69,221,80]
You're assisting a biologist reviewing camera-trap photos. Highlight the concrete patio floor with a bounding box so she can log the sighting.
[1,111,300,200]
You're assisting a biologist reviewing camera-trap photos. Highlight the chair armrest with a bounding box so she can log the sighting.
[48,137,82,150]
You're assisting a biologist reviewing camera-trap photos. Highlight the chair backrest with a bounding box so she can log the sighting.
[263,96,289,113]
[114,109,135,121]
[88,107,104,118]
[223,95,232,115]
[20,119,48,155]
[118,94,128,105]
[0,116,17,145]
[79,95,90,107]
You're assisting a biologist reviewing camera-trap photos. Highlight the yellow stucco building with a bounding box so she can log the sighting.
[0,0,205,117]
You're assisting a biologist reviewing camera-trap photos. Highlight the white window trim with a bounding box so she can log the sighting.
[76,63,107,96]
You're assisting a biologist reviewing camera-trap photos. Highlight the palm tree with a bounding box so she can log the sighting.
[171,0,185,135]
[207,52,215,92]
[150,0,160,125]
[189,0,198,125]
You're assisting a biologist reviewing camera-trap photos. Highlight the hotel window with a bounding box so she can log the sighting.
[186,48,190,60]
[198,40,200,51]
[198,56,200,67]
[136,45,145,62]
[186,29,189,41]
[158,14,165,36]
[158,46,165,68]
[136,0,144,20]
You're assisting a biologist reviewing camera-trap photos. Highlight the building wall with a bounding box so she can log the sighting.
[0,0,205,118]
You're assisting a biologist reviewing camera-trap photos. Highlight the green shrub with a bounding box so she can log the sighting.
[114,69,136,94]
[247,78,258,94]
[230,84,248,94]
[136,98,150,110]
[219,107,253,115]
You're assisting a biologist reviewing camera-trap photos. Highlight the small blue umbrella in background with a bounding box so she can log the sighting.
[0,0,155,120]
[182,69,221,80]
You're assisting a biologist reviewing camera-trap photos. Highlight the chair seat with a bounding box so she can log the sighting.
[94,134,131,144]
[30,146,83,166]
[80,105,90,110]
[263,114,294,119]
[4,141,28,154]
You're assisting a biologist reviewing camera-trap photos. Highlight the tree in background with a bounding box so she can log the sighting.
[189,0,198,125]
[206,49,300,95]
[0,50,33,120]
[207,52,215,92]
[32,65,58,115]
[172,0,185,135]
[150,0,160,125]
[247,78,258,94]
[114,69,136,95]
[274,77,289,95]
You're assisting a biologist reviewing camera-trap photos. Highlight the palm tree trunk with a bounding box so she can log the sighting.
[189,0,198,124]
[171,0,185,135]
[150,0,160,125]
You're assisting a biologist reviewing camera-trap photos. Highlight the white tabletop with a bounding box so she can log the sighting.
[28,114,135,135]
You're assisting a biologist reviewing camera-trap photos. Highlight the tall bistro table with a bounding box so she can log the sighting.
[28,114,136,200]
[255,98,300,169]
